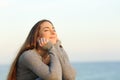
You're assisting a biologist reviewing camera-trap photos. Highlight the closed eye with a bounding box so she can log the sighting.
[44,29,49,32]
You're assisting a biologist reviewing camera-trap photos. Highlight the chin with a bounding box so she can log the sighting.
[50,40,56,44]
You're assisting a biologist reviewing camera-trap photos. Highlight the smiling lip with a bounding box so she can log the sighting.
[49,37,55,39]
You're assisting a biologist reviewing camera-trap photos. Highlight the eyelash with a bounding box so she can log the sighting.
[44,30,49,32]
[44,29,56,32]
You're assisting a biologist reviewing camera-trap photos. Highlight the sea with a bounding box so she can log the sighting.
[0,62,120,80]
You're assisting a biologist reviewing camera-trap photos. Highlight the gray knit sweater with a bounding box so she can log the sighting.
[16,41,76,80]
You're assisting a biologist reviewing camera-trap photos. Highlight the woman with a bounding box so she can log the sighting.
[7,19,76,80]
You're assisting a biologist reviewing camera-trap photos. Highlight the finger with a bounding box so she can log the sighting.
[40,38,49,47]
[43,38,46,43]
[38,39,42,46]
[46,38,49,43]
[41,38,44,44]
[43,38,48,44]
[39,38,44,46]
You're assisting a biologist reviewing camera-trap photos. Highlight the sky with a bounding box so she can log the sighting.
[0,0,120,64]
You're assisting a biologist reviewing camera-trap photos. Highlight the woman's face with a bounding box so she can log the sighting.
[39,21,57,44]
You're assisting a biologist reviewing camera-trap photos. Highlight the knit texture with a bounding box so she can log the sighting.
[16,41,76,80]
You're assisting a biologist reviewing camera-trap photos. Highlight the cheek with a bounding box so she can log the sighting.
[41,32,50,38]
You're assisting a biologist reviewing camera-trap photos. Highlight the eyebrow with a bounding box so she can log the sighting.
[42,27,55,30]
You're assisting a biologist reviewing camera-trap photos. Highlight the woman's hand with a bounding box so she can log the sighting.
[38,38,49,47]
[38,38,51,65]
[38,38,53,51]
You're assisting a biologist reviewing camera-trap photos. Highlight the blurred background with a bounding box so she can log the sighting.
[0,0,120,80]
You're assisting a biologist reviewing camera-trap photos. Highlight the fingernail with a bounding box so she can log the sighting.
[41,38,43,43]
[47,39,49,42]
[43,38,45,42]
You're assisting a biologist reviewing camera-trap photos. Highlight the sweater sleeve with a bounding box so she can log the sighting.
[21,48,62,80]
[54,41,76,80]
[60,48,76,80]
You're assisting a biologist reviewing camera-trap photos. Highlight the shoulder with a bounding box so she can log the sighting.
[21,49,39,57]
[19,49,42,63]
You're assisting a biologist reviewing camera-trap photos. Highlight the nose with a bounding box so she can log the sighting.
[50,29,55,35]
